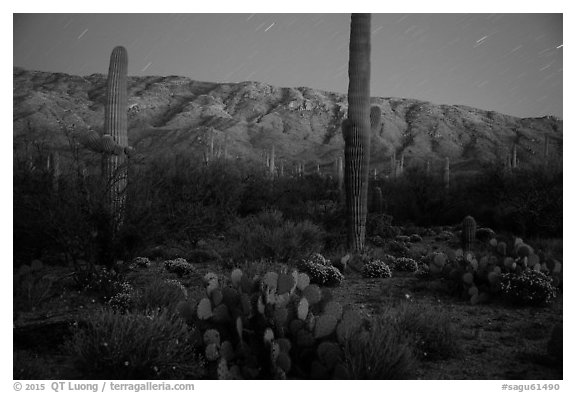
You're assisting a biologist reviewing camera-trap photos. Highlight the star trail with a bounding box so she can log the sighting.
[13,13,562,118]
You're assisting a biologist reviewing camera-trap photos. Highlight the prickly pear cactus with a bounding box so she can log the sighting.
[180,266,364,379]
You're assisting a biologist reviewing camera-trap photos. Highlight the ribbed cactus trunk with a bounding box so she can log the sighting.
[102,46,128,232]
[47,151,60,192]
[505,153,511,171]
[343,13,371,252]
[544,135,549,166]
[209,130,215,161]
[336,157,344,205]
[461,215,477,251]
[443,157,450,192]
[269,145,275,177]
[511,144,518,169]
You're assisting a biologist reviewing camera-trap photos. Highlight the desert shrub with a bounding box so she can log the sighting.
[133,277,188,313]
[235,259,289,280]
[528,238,563,265]
[164,258,196,277]
[498,270,557,306]
[361,259,392,278]
[74,267,132,305]
[476,227,496,242]
[298,257,344,287]
[13,149,118,267]
[342,315,416,379]
[366,213,399,239]
[270,175,341,222]
[129,154,253,247]
[409,234,422,243]
[228,209,325,263]
[387,240,410,256]
[389,301,461,361]
[185,248,222,264]
[65,308,205,379]
[367,235,386,247]
[13,263,57,312]
[393,257,419,272]
[464,164,562,237]
[381,167,454,227]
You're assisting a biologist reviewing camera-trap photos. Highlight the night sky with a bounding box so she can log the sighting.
[13,13,563,119]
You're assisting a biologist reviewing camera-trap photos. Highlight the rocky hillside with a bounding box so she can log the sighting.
[13,67,562,177]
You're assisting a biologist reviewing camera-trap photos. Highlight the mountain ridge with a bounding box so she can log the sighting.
[13,66,562,176]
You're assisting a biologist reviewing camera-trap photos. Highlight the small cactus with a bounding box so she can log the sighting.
[461,216,477,250]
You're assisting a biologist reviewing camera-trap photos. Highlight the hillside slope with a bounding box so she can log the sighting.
[13,67,562,176]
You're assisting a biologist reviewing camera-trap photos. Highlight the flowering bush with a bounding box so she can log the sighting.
[107,282,135,313]
[498,270,557,306]
[298,257,344,287]
[164,258,195,277]
[131,257,151,269]
[307,252,330,266]
[362,259,392,278]
[393,257,419,272]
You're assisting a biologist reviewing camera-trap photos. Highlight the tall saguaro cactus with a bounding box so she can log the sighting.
[544,135,549,166]
[443,157,450,192]
[269,145,275,176]
[342,13,375,251]
[102,46,129,231]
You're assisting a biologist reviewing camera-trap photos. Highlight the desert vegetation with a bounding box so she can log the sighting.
[13,14,562,380]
